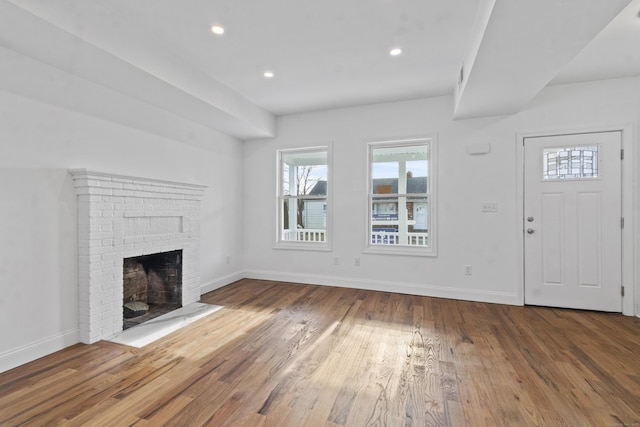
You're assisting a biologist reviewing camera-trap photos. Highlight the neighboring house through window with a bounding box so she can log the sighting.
[277,147,330,250]
[367,136,437,256]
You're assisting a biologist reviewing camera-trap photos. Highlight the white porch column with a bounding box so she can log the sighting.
[398,160,408,245]
[288,165,297,239]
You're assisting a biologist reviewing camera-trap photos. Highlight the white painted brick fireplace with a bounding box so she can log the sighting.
[70,169,207,344]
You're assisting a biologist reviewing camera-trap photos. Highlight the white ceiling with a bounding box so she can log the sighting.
[2,0,640,139]
[551,0,640,85]
[123,0,480,116]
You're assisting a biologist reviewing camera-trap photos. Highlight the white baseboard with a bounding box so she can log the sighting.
[200,271,244,295]
[0,329,80,374]
[243,269,520,306]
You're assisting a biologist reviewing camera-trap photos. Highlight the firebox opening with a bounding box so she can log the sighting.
[123,250,182,330]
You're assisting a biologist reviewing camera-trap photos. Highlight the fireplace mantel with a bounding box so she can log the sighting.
[70,169,207,343]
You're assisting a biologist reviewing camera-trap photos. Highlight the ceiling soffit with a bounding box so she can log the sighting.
[1,1,275,140]
[453,0,632,120]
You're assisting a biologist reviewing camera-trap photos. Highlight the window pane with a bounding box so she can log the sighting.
[370,197,429,246]
[282,151,327,196]
[371,144,428,194]
[282,197,327,242]
[371,197,429,246]
[543,146,598,180]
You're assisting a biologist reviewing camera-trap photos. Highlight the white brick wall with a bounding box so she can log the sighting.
[70,169,207,344]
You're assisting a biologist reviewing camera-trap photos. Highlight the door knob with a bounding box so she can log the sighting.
[527,228,535,234]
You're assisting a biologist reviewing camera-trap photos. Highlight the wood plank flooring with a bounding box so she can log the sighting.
[1,279,640,426]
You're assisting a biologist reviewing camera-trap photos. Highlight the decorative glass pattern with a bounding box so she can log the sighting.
[543,146,598,180]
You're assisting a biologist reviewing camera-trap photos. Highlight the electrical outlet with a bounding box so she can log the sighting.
[226,256,230,264]
[355,257,361,267]
[334,257,339,265]
[481,202,498,213]
[464,265,472,275]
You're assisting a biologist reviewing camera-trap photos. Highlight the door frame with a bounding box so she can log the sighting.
[516,124,636,316]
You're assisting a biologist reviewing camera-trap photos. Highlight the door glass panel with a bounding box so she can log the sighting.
[542,146,599,180]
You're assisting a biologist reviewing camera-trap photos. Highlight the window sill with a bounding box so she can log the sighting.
[274,242,332,252]
[363,245,437,257]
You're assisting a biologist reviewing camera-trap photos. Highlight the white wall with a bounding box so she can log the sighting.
[0,86,244,371]
[243,77,640,309]
[2,51,638,373]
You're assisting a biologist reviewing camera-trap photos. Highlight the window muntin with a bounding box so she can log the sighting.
[368,140,434,253]
[542,146,599,180]
[278,148,329,247]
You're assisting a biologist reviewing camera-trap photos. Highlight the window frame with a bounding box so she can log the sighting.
[275,145,332,251]
[364,136,438,257]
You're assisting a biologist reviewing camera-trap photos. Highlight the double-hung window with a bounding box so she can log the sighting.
[277,147,330,250]
[367,137,437,256]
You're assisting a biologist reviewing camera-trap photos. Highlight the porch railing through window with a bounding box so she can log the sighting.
[371,231,428,246]
[282,229,326,242]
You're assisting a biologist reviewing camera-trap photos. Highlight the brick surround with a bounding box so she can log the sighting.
[70,169,207,344]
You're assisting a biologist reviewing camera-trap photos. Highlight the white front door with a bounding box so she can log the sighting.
[524,131,622,312]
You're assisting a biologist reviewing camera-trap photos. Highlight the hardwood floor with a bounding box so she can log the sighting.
[1,279,640,426]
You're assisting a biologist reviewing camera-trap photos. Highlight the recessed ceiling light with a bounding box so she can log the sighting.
[210,25,225,35]
[390,48,403,56]
[264,71,274,78]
